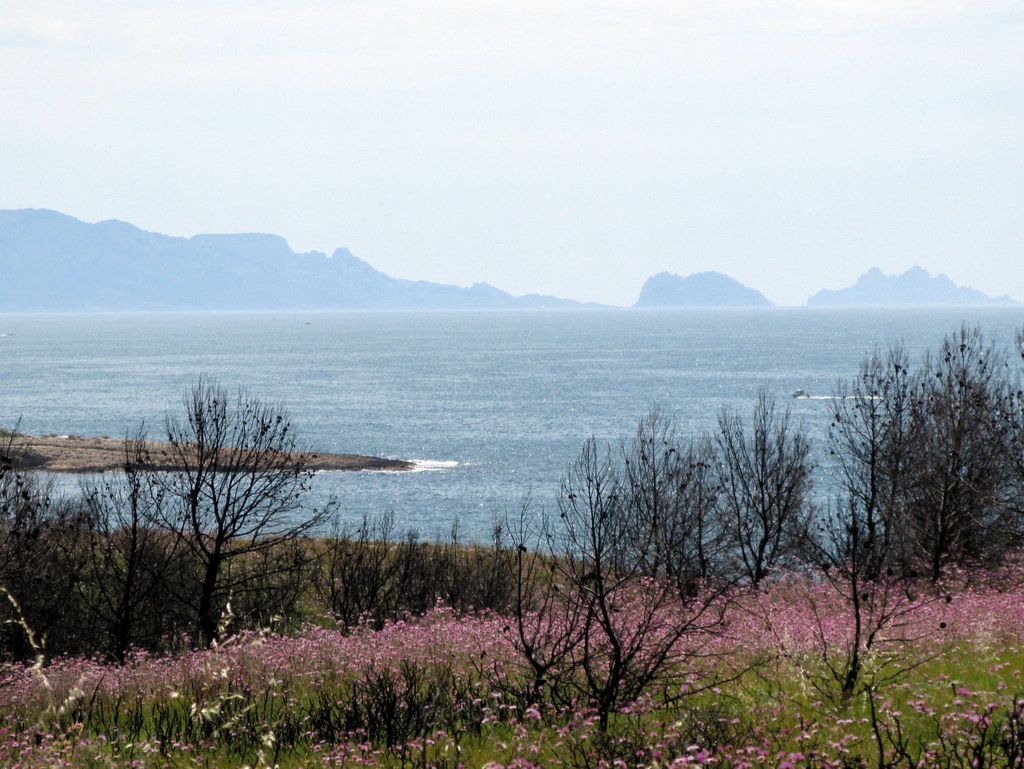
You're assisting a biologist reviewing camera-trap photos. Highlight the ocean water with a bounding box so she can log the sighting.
[3,307,1024,540]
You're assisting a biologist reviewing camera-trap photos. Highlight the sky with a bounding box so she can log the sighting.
[2,1,1023,307]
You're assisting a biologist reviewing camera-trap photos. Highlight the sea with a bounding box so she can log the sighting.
[3,307,1024,541]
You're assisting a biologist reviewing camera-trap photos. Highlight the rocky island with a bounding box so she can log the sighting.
[5,433,412,473]
[634,271,773,308]
[807,266,1018,307]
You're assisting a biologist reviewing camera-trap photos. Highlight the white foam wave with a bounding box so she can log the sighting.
[409,459,461,472]
[314,459,461,475]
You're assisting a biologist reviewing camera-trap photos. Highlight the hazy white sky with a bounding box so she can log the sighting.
[2,1,1022,306]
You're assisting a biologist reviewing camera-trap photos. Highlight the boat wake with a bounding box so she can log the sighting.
[793,394,883,401]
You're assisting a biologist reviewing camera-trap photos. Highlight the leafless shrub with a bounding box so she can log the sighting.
[715,389,815,584]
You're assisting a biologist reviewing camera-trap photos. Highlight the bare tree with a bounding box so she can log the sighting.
[152,378,333,647]
[0,422,52,542]
[507,414,732,731]
[824,326,1022,580]
[825,343,915,578]
[1013,326,1024,532]
[617,407,725,593]
[0,425,98,659]
[806,516,941,706]
[76,429,189,661]
[806,326,1021,705]
[565,435,732,729]
[715,390,814,585]
[503,504,588,709]
[903,325,1018,578]
[810,492,941,703]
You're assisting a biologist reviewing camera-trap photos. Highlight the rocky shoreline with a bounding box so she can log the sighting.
[5,433,413,473]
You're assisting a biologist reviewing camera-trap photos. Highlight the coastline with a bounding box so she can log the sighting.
[5,434,413,474]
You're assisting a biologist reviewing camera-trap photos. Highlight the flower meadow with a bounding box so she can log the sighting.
[6,563,1024,769]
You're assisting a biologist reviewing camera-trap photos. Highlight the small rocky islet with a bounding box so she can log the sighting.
[4,433,412,474]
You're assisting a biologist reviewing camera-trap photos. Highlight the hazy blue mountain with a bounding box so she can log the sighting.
[634,271,773,308]
[0,209,589,311]
[807,266,1017,307]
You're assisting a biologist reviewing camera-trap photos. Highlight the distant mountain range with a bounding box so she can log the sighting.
[808,267,1018,307]
[0,210,1017,310]
[634,271,772,308]
[0,209,589,311]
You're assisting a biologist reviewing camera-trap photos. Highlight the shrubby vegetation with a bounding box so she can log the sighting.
[3,324,1024,767]
[0,379,519,662]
